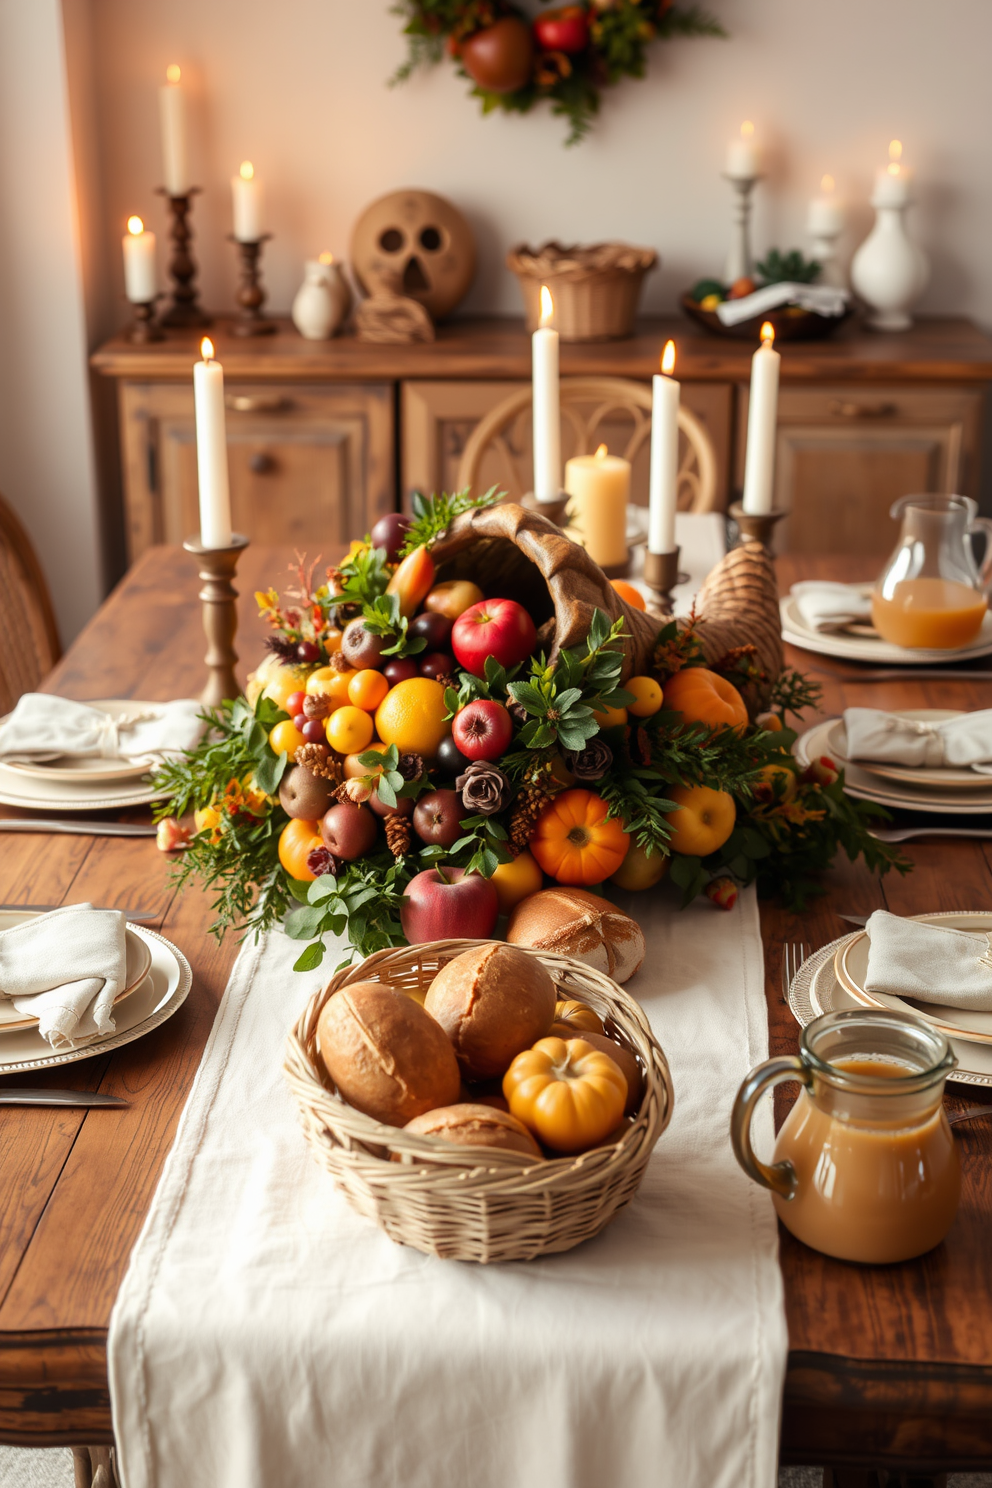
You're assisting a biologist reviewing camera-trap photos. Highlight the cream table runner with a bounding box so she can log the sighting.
[109,887,787,1488]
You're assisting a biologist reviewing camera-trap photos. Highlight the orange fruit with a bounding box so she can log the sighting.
[375,678,449,758]
[348,668,389,712]
[278,818,322,881]
[306,666,354,707]
[268,719,306,756]
[664,784,736,857]
[489,849,543,914]
[592,702,628,730]
[610,579,646,612]
[326,705,374,755]
[343,742,388,778]
[625,676,663,718]
[662,667,748,733]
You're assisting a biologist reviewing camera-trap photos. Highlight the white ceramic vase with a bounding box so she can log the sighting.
[850,198,929,332]
[291,259,352,340]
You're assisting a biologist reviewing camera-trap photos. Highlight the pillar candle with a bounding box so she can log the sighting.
[232,161,263,242]
[193,338,233,548]
[806,174,844,237]
[726,120,759,179]
[565,445,630,569]
[122,217,157,302]
[532,285,561,503]
[741,323,781,515]
[873,139,912,206]
[648,340,679,554]
[158,65,189,196]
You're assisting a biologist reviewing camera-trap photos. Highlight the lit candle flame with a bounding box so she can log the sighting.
[820,174,835,194]
[539,284,554,326]
[760,322,775,347]
[661,340,676,376]
[166,63,181,84]
[200,336,215,361]
[740,120,754,139]
[889,139,903,162]
[127,215,144,236]
[240,161,254,182]
[318,251,335,265]
[594,444,608,460]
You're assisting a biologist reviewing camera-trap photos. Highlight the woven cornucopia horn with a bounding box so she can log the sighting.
[431,503,783,709]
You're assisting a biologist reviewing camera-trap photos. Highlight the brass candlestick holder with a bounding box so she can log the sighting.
[728,501,786,551]
[126,298,164,343]
[522,490,571,529]
[183,534,250,707]
[230,234,276,336]
[156,187,211,328]
[642,547,683,615]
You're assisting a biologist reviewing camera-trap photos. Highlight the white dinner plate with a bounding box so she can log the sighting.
[786,933,992,1089]
[795,718,992,815]
[0,909,153,1031]
[834,912,992,1047]
[0,759,163,811]
[826,711,992,792]
[0,925,191,1073]
[0,700,163,785]
[780,591,992,665]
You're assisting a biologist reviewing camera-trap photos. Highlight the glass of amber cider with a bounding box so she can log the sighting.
[872,495,992,649]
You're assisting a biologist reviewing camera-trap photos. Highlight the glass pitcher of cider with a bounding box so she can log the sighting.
[872,495,992,648]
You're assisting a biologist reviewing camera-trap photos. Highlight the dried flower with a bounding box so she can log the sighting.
[705,876,738,912]
[336,777,372,805]
[156,817,191,853]
[456,761,513,816]
[306,846,339,878]
[397,752,424,782]
[565,738,613,782]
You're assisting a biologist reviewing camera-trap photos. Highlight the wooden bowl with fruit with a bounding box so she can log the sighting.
[682,253,852,341]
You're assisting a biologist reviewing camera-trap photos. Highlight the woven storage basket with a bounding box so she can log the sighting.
[508,240,658,342]
[284,938,673,1263]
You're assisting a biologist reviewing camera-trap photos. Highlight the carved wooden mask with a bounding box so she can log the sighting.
[350,189,476,320]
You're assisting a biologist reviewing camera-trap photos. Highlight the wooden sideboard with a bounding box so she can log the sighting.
[91,316,992,564]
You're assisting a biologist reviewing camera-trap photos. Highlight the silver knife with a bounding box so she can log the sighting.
[0,820,157,837]
[0,903,157,922]
[0,1088,128,1107]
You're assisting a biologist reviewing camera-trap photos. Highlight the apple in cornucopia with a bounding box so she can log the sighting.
[316,943,641,1156]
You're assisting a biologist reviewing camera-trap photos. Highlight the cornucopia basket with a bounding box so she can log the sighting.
[284,939,674,1263]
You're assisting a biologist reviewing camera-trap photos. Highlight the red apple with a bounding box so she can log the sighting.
[452,699,513,761]
[412,788,468,847]
[451,598,537,677]
[400,866,499,944]
[320,802,377,860]
[460,17,533,94]
[533,5,589,54]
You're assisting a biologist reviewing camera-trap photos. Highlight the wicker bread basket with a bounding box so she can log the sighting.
[284,939,674,1263]
[508,241,658,341]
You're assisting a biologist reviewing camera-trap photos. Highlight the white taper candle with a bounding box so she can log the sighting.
[532,285,561,503]
[122,217,157,302]
[648,340,679,554]
[158,65,189,197]
[741,322,781,515]
[193,338,233,548]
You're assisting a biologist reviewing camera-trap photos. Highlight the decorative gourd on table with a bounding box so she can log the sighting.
[530,789,629,886]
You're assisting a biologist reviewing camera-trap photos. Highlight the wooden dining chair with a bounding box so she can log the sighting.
[0,492,61,714]
[455,375,719,512]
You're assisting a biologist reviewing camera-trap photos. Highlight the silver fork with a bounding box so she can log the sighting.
[869,827,992,844]
[780,942,810,1005]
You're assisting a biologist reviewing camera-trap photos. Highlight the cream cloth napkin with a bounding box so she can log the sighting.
[0,904,127,1048]
[109,888,786,1488]
[0,694,204,764]
[716,282,850,326]
[842,707,992,774]
[790,581,872,633]
[866,909,992,1012]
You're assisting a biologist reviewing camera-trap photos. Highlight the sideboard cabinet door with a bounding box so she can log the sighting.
[735,385,984,556]
[117,382,394,560]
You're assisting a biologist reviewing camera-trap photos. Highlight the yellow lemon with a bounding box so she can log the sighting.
[375,678,449,758]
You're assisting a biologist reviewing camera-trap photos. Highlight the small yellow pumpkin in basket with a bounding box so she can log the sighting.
[550,998,604,1037]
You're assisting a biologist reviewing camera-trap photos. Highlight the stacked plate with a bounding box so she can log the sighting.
[780,589,992,665]
[795,710,992,816]
[0,909,192,1074]
[0,699,166,812]
[787,913,992,1088]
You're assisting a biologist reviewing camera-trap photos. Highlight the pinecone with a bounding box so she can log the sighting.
[335,777,372,805]
[433,673,456,694]
[294,743,342,783]
[330,650,350,673]
[397,752,424,782]
[508,779,554,855]
[302,693,330,722]
[384,814,412,858]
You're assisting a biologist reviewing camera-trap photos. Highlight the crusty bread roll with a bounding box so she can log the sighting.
[506,887,645,984]
[404,1102,542,1158]
[317,980,461,1126]
[424,942,556,1080]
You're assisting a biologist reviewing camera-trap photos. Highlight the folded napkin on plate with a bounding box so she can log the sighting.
[0,904,127,1049]
[843,707,992,774]
[0,694,204,764]
[790,581,873,634]
[865,909,992,1012]
[716,282,850,326]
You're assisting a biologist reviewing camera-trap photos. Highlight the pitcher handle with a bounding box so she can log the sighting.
[730,1055,808,1200]
[967,516,992,594]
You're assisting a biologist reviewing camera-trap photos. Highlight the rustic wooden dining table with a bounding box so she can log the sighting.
[1,545,991,1488]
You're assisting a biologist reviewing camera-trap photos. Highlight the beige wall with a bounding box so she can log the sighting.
[87,0,992,331]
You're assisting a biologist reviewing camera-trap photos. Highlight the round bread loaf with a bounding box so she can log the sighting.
[424,942,556,1080]
[404,1102,542,1158]
[506,887,645,984]
[317,979,461,1126]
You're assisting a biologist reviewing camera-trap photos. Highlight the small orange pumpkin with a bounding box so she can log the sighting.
[662,666,748,733]
[530,789,629,886]
[278,817,323,881]
[551,998,605,1037]
[503,1036,627,1153]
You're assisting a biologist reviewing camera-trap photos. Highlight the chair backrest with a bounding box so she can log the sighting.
[456,375,718,512]
[0,493,61,714]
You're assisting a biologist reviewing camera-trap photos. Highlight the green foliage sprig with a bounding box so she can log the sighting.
[361,593,428,658]
[507,608,633,751]
[756,248,822,286]
[399,486,501,556]
[330,542,391,613]
[286,855,415,971]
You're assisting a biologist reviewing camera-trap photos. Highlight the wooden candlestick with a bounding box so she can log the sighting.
[183,534,250,707]
[728,501,786,551]
[156,188,211,328]
[522,491,571,529]
[642,547,682,615]
[230,235,276,336]
[127,300,164,343]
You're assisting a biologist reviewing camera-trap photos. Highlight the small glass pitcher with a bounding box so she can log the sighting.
[731,1010,960,1264]
[872,494,992,648]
